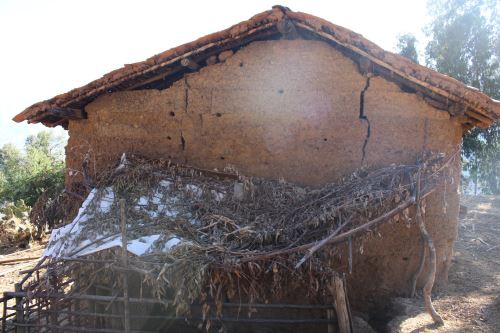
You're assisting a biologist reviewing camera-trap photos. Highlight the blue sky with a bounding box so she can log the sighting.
[0,0,429,149]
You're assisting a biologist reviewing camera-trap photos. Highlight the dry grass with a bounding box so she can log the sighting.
[29,151,456,322]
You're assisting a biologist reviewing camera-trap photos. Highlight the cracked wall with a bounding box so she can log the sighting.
[66,39,462,305]
[348,75,462,308]
[359,76,371,165]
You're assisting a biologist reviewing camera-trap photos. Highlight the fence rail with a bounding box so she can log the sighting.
[2,280,340,333]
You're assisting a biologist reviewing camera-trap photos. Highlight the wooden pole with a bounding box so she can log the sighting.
[36,271,42,330]
[327,309,335,333]
[342,274,354,333]
[347,236,353,274]
[295,219,352,269]
[2,293,8,333]
[52,276,60,333]
[14,283,25,333]
[328,274,351,333]
[120,199,131,333]
[409,234,426,297]
[415,172,444,325]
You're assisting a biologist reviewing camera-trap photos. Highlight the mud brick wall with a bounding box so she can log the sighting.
[66,40,462,304]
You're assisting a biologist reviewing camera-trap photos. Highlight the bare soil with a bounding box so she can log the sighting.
[0,242,45,315]
[388,195,500,333]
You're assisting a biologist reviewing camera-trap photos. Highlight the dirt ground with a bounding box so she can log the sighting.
[0,244,45,291]
[388,195,500,333]
[0,196,498,332]
[0,242,45,315]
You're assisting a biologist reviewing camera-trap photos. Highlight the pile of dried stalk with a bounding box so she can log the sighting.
[31,151,456,325]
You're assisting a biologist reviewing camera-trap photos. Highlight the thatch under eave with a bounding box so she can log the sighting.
[13,5,500,128]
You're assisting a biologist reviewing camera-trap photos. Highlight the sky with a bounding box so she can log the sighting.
[0,0,430,149]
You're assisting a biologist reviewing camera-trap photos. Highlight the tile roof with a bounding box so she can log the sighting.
[13,5,500,129]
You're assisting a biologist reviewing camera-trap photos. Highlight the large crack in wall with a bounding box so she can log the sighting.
[359,76,371,165]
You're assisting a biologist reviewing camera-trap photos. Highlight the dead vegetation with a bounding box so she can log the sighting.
[29,184,84,238]
[22,150,457,330]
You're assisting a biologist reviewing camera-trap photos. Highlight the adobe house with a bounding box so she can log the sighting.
[13,6,500,308]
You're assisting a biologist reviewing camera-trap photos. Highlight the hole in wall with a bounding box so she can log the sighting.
[239,62,244,67]
[323,138,328,142]
[167,136,172,140]
[169,112,175,117]
[220,156,225,160]
[215,113,222,117]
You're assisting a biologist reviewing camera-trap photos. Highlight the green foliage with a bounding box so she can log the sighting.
[396,33,419,63]
[425,0,500,194]
[425,0,499,96]
[0,199,30,221]
[0,131,65,207]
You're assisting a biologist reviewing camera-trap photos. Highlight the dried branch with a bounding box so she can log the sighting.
[29,150,456,318]
[415,170,444,325]
[295,218,352,269]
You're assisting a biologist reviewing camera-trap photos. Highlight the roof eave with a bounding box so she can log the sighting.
[13,6,500,129]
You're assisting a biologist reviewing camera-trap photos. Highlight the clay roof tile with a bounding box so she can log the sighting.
[13,6,500,129]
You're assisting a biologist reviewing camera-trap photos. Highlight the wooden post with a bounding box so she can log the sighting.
[111,301,120,330]
[89,285,97,329]
[75,299,81,328]
[43,294,49,332]
[2,295,8,333]
[120,199,131,333]
[327,308,335,333]
[14,283,25,333]
[94,286,106,328]
[36,271,42,330]
[49,277,59,333]
[348,236,353,274]
[414,172,444,325]
[328,274,352,333]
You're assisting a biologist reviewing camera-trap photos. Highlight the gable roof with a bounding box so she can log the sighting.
[13,5,500,129]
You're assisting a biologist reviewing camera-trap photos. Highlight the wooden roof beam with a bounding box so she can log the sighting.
[46,107,86,120]
[466,110,491,128]
[43,118,69,128]
[28,107,86,125]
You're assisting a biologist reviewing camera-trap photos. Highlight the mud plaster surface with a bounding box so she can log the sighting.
[66,40,463,306]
